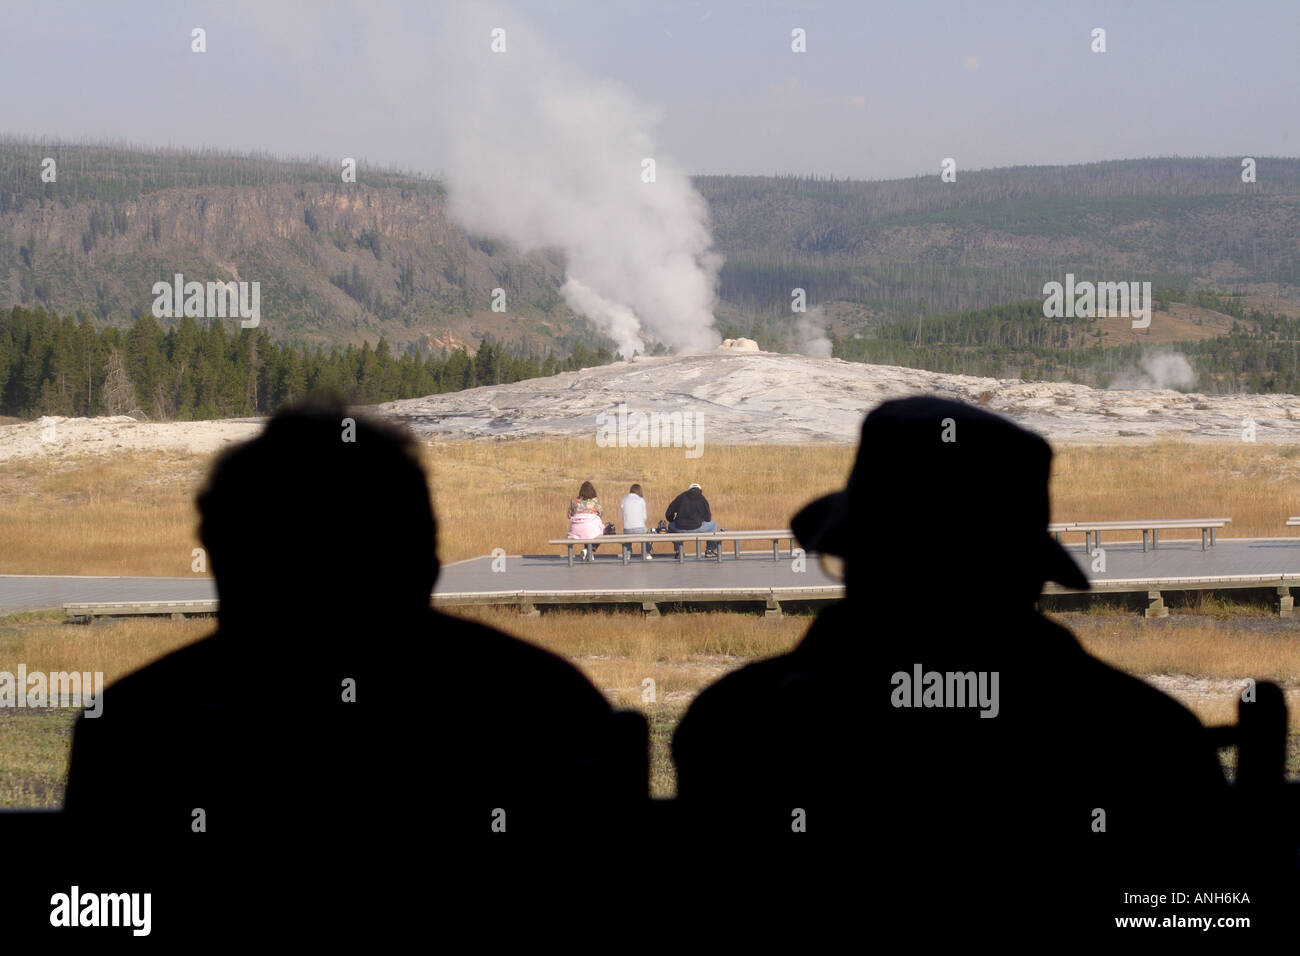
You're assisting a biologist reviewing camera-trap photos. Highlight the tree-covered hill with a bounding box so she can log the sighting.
[0,137,577,356]
[699,158,1300,323]
[2,139,1297,392]
[828,291,1300,395]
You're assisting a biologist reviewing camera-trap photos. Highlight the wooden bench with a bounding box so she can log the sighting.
[1286,517,1300,528]
[1050,518,1230,553]
[549,530,796,566]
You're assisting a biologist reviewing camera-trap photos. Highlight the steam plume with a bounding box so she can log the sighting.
[429,4,721,357]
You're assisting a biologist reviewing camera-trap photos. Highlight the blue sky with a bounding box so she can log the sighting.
[1,0,1295,180]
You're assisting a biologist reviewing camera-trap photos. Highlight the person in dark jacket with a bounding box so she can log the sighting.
[61,401,648,939]
[672,397,1236,930]
[665,482,718,558]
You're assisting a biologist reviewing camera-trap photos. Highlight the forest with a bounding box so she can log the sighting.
[828,292,1300,394]
[0,306,614,420]
[5,286,1297,423]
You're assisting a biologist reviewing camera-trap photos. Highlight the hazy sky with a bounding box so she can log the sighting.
[1,0,1296,181]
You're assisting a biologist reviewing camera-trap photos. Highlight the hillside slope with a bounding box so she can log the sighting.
[3,141,1298,354]
[0,141,575,353]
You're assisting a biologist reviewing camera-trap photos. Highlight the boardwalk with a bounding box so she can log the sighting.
[7,535,1300,616]
[0,573,216,614]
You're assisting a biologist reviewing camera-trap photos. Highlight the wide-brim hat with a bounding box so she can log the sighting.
[791,397,1089,591]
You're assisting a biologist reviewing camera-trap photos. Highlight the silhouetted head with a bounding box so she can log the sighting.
[579,481,597,500]
[793,397,1088,607]
[197,400,438,629]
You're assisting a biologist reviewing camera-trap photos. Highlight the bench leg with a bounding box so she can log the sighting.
[1211,527,1217,547]
[642,601,661,619]
[696,538,701,561]
[716,543,723,563]
[765,596,783,620]
[567,545,574,567]
[1142,530,1148,553]
[1152,529,1158,550]
[734,540,740,560]
[1277,586,1293,618]
[1201,528,1207,551]
[772,539,779,561]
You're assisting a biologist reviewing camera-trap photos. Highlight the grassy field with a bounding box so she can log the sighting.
[0,610,211,807]
[5,439,1300,576]
[4,436,1300,808]
[2,603,1299,808]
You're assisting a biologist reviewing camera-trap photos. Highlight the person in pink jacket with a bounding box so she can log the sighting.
[566,481,605,562]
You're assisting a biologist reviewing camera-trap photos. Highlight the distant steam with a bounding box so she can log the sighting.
[796,306,833,358]
[429,4,721,358]
[1110,350,1197,390]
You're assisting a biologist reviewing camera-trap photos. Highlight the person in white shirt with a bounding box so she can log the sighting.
[620,484,654,560]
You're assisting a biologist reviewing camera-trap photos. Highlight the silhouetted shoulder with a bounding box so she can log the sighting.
[674,652,800,743]
[672,615,841,805]
[435,611,612,715]
[674,603,853,746]
[1073,647,1224,785]
[81,634,229,713]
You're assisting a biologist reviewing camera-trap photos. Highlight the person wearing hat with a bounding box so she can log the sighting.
[671,396,1229,925]
[664,482,718,559]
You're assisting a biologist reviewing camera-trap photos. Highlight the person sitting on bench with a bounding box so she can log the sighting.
[665,482,718,558]
[621,483,654,561]
[566,481,605,562]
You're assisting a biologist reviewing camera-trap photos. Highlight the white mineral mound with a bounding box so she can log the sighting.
[0,415,263,462]
[3,352,1297,460]
[377,351,1300,446]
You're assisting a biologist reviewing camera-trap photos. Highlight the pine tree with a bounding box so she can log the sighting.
[100,348,138,415]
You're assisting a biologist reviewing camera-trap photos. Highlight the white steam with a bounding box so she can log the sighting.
[428,4,721,358]
[796,306,833,358]
[1110,351,1197,390]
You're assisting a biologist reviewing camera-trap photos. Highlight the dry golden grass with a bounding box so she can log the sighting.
[0,451,211,576]
[1072,620,1300,683]
[423,439,854,562]
[0,612,210,807]
[0,612,211,683]
[451,605,806,707]
[5,605,1296,806]
[5,438,1300,575]
[1067,614,1300,731]
[1049,440,1300,546]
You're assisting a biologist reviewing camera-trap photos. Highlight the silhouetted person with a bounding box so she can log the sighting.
[62,401,645,936]
[673,397,1231,926]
